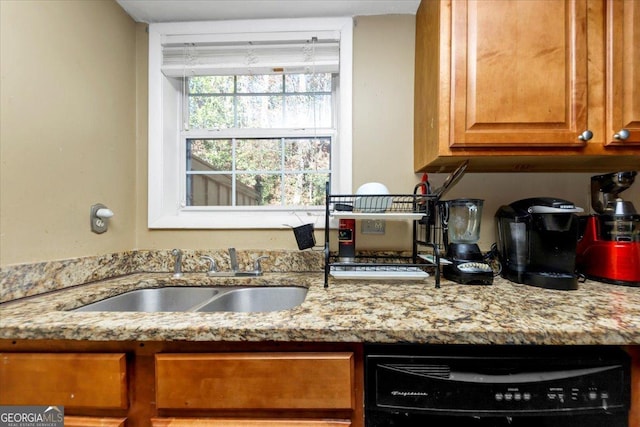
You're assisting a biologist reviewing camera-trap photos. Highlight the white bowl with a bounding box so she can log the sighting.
[354,182,392,212]
[356,182,389,195]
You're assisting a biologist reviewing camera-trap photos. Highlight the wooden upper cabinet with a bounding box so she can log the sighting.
[606,0,640,146]
[451,0,588,148]
[414,0,640,172]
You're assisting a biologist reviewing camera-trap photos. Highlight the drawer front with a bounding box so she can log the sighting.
[155,352,354,410]
[0,353,128,409]
[151,418,351,427]
[64,416,127,427]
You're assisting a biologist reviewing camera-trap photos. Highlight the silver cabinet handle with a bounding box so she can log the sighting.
[614,129,630,140]
[578,130,593,141]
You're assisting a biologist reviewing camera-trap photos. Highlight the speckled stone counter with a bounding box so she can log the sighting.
[0,249,323,303]
[1,271,639,345]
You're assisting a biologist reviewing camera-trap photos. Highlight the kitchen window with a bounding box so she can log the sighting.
[148,18,353,229]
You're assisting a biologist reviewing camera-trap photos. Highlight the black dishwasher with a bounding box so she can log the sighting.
[365,345,630,427]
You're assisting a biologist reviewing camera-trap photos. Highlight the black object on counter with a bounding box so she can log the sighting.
[441,198,493,286]
[495,197,583,290]
[442,243,493,285]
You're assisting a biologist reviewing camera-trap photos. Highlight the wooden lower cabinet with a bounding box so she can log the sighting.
[151,419,350,427]
[152,352,356,427]
[628,346,640,427]
[0,352,129,427]
[0,341,363,427]
[0,353,128,408]
[65,416,127,427]
[155,353,354,411]
[154,352,354,426]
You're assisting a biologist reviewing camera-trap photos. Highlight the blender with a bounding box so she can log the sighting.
[441,199,493,285]
[576,171,640,286]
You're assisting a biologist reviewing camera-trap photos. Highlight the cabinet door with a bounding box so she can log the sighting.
[151,419,350,427]
[606,0,640,146]
[155,353,353,411]
[451,0,589,148]
[0,353,128,409]
[64,417,126,427]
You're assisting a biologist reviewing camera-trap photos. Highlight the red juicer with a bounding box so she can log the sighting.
[576,171,640,286]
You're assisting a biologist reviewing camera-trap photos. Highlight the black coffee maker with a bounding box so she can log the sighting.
[495,197,584,290]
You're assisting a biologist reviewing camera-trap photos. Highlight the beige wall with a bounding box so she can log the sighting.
[2,5,638,266]
[0,0,137,265]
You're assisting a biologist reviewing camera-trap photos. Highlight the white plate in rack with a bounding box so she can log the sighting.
[330,267,429,280]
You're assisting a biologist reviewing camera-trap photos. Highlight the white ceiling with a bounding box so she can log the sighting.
[116,0,421,23]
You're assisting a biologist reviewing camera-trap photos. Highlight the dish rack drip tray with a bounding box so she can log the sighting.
[330,263,429,280]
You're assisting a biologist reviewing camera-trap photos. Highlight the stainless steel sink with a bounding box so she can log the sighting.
[195,286,308,313]
[73,287,221,312]
[72,286,307,313]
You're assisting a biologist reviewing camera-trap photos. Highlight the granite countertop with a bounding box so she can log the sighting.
[1,272,639,345]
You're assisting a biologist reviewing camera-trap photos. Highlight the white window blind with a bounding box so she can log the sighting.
[161,31,340,77]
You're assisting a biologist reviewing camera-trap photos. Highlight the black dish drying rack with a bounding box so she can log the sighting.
[323,183,444,288]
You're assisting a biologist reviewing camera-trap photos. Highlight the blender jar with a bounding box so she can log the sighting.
[446,199,484,244]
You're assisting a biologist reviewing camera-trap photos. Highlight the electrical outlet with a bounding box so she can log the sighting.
[362,219,385,235]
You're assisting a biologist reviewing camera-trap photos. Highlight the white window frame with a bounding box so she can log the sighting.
[148,18,353,229]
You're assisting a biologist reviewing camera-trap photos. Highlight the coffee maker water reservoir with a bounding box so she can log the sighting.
[495,198,584,290]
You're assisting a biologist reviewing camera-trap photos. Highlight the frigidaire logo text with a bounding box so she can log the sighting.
[391,390,429,397]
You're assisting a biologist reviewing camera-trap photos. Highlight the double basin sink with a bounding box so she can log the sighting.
[73,286,308,313]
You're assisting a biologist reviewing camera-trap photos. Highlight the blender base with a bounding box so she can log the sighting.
[443,264,493,285]
[443,243,493,285]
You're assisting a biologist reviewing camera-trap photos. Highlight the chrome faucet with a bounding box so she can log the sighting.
[223,248,268,276]
[171,248,183,278]
[200,255,218,276]
[196,249,269,277]
[250,255,269,275]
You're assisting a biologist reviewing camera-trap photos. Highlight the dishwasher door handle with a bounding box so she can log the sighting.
[447,365,619,384]
[381,363,620,384]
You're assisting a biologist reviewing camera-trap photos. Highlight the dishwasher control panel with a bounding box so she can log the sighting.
[365,345,630,417]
